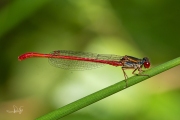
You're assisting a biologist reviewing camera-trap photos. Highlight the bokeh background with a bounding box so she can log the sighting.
[0,0,180,120]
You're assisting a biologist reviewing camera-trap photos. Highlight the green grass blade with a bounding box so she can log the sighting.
[36,57,180,120]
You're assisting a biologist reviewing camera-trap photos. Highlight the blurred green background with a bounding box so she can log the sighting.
[0,0,180,120]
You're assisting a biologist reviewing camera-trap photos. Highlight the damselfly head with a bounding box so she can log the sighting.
[143,57,150,68]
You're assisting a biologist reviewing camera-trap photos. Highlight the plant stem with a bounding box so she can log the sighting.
[36,57,180,120]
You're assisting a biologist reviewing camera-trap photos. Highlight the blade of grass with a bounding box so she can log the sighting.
[36,57,180,120]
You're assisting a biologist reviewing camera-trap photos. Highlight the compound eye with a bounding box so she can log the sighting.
[144,61,150,68]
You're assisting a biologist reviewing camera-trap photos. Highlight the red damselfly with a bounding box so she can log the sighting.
[18,50,150,86]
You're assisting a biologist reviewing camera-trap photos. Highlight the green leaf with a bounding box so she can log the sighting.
[36,57,180,120]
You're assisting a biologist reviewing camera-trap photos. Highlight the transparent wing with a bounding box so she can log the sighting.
[48,50,122,70]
